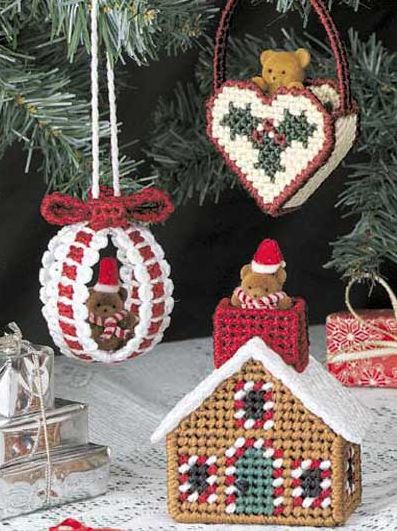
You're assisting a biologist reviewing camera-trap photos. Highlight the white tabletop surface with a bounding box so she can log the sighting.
[4,326,397,531]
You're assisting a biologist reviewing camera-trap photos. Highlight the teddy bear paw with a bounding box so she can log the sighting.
[278,296,293,310]
[251,76,268,92]
[287,81,304,90]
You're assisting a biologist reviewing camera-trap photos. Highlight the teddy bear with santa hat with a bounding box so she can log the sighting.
[231,238,293,310]
[86,257,138,351]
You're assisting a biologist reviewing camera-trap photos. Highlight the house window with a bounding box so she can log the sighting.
[233,379,274,430]
[224,437,285,516]
[177,454,218,504]
[291,459,332,509]
[346,446,356,495]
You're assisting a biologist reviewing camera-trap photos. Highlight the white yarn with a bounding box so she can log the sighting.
[106,54,121,197]
[90,0,121,199]
[39,224,174,363]
[90,0,100,200]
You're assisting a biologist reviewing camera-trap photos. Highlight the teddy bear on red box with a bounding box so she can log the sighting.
[231,239,293,311]
[213,239,309,372]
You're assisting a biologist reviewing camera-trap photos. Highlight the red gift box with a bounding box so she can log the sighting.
[213,297,309,372]
[327,309,397,387]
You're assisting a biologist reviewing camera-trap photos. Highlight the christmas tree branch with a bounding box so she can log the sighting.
[47,0,216,63]
[0,0,216,196]
[0,32,145,195]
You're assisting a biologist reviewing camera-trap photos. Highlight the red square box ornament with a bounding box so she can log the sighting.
[213,297,309,372]
[327,309,397,388]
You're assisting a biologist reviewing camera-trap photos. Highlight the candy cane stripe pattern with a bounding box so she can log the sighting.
[40,223,173,363]
[233,287,287,310]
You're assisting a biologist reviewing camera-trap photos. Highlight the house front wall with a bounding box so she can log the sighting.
[167,359,360,526]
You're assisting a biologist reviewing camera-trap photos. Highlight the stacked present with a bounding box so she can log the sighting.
[0,325,110,521]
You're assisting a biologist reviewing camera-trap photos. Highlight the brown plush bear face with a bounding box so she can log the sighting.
[260,49,311,93]
[86,288,127,318]
[240,264,287,300]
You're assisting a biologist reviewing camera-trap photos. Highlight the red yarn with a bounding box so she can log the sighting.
[41,186,174,229]
[49,518,122,531]
[213,297,309,372]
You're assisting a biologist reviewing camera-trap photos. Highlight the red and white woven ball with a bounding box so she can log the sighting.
[39,187,174,363]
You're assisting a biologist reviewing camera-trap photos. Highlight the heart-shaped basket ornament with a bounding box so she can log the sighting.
[207,0,359,216]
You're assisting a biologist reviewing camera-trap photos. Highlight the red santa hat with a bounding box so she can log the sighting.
[251,239,286,274]
[94,257,120,293]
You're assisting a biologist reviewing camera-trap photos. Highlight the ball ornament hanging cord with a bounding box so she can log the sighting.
[39,0,174,363]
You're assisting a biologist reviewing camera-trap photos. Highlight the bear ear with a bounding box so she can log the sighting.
[240,264,252,280]
[295,48,311,68]
[260,49,274,65]
[119,287,128,302]
[275,267,287,285]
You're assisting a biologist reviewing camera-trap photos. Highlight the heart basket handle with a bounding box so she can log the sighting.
[213,0,353,114]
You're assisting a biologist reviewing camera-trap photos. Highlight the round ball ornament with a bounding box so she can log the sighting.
[38,0,175,364]
[39,187,174,363]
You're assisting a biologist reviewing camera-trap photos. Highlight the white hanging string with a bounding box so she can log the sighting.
[106,54,121,197]
[90,0,121,199]
[90,0,100,199]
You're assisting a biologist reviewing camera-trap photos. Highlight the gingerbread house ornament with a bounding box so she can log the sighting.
[151,337,370,527]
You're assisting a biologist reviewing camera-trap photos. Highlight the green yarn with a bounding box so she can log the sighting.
[221,103,260,140]
[220,103,317,182]
[235,448,275,516]
[278,110,317,148]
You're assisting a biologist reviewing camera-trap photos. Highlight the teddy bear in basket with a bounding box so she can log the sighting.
[251,48,311,95]
[86,257,138,351]
[231,239,293,310]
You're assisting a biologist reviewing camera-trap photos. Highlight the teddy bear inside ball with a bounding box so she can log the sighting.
[86,287,138,351]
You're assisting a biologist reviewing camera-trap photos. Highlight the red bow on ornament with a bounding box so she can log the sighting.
[41,186,174,230]
[49,518,122,531]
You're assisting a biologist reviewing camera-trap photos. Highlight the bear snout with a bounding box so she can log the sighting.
[250,287,268,299]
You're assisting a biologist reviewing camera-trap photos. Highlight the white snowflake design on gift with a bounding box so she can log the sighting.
[333,365,354,386]
[354,361,393,387]
[327,317,382,354]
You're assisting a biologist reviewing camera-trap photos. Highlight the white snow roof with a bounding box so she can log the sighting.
[151,337,371,445]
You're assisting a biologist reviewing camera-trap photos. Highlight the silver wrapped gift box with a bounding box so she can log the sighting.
[0,443,110,521]
[0,399,88,468]
[0,336,54,418]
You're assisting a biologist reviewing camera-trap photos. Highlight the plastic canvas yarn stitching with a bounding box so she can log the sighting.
[40,221,173,363]
[213,297,309,372]
[207,0,359,216]
[165,359,362,526]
